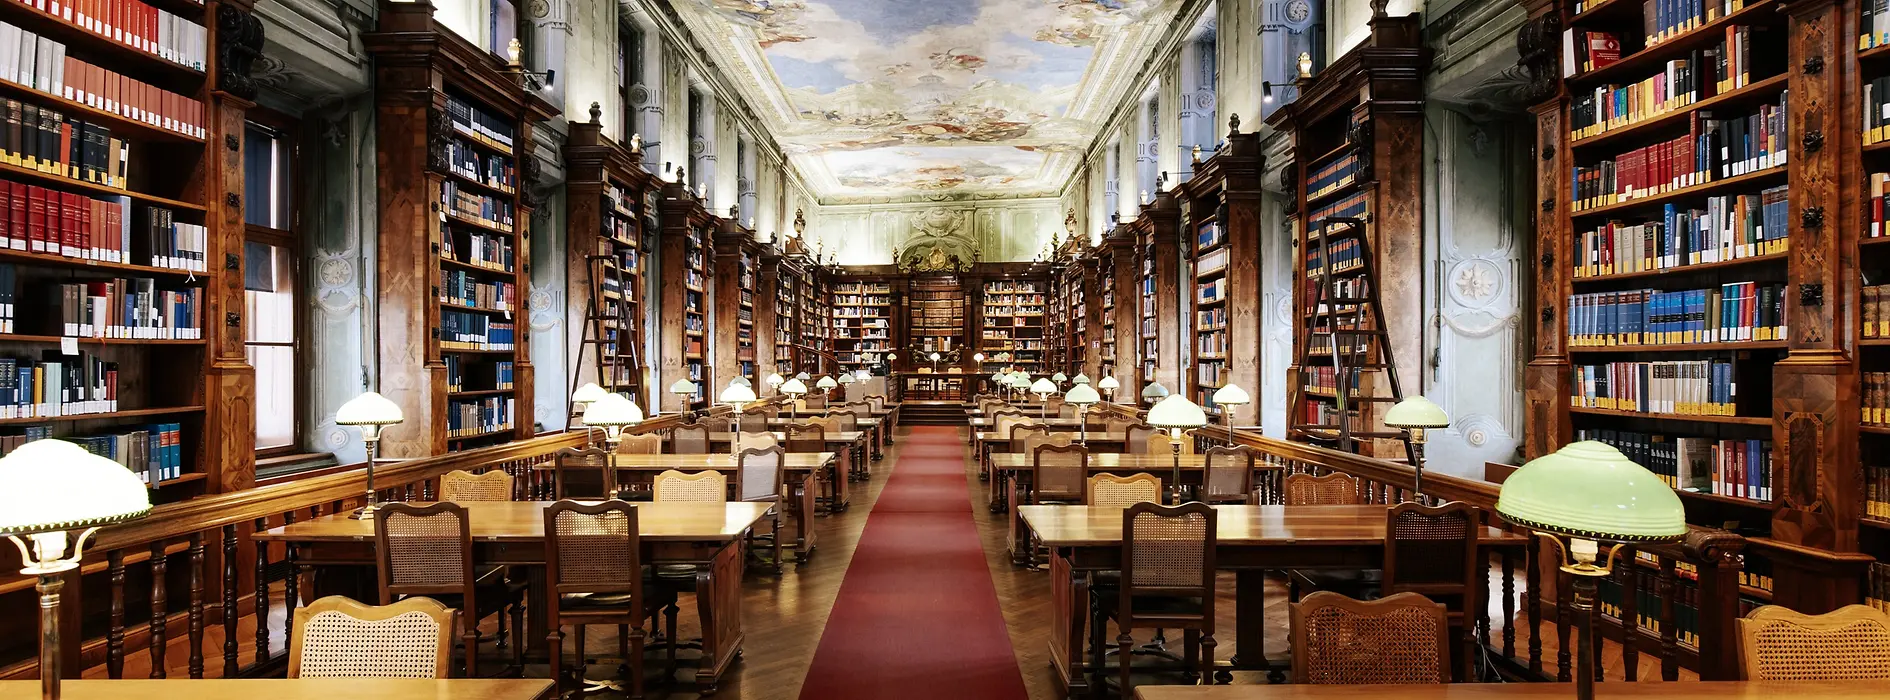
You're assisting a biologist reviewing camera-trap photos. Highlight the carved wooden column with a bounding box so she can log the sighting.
[712,223,748,390]
[757,246,780,378]
[1081,257,1105,381]
[1107,228,1139,400]
[1144,194,1184,395]
[1518,6,1572,460]
[205,0,261,490]
[1222,131,1265,426]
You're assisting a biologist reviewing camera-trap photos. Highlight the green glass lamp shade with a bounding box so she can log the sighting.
[765,373,785,387]
[1051,372,1067,383]
[1147,394,1209,429]
[1212,383,1250,406]
[718,381,757,404]
[838,372,856,384]
[1096,376,1120,391]
[1384,395,1451,429]
[1496,441,1686,542]
[731,376,753,388]
[570,382,608,404]
[336,391,404,426]
[1141,382,1170,402]
[582,393,645,427]
[1030,378,1058,395]
[1072,373,1090,385]
[796,372,811,381]
[816,376,839,390]
[1064,383,1101,405]
[779,378,808,395]
[669,379,698,395]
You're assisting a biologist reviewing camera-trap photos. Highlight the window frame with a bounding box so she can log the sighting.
[242,108,307,459]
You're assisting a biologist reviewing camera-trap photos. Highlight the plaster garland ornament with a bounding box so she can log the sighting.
[528,283,562,332]
[314,248,361,316]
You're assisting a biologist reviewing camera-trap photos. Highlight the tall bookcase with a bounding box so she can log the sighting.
[1180,131,1264,422]
[1052,242,1090,378]
[658,181,713,413]
[1093,243,1120,382]
[794,256,827,377]
[1268,15,1425,456]
[712,221,760,391]
[1102,225,1140,402]
[1522,0,1888,614]
[769,249,797,378]
[980,277,1047,374]
[830,279,892,372]
[368,0,554,456]
[1133,194,1183,401]
[0,0,258,495]
[909,276,966,361]
[562,109,652,409]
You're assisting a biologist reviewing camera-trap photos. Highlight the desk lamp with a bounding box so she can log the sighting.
[1384,395,1451,500]
[337,391,404,518]
[571,382,609,446]
[1142,381,1169,406]
[780,377,809,420]
[1030,377,1059,419]
[765,372,785,396]
[1064,381,1100,445]
[1051,372,1067,389]
[817,375,839,405]
[719,380,757,454]
[1211,383,1250,447]
[669,379,699,422]
[583,394,644,491]
[1097,375,1120,403]
[1147,394,1208,504]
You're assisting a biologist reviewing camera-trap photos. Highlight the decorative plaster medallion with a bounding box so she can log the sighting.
[314,249,360,316]
[318,419,351,450]
[1453,413,1512,449]
[529,283,562,332]
[1448,258,1502,308]
[527,0,548,18]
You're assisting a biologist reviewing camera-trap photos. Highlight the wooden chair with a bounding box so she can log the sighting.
[1057,403,1080,418]
[440,469,513,502]
[782,422,825,452]
[1737,604,1890,680]
[1290,591,1449,684]
[803,393,827,410]
[1384,502,1481,680]
[1123,423,1158,453]
[738,431,779,452]
[1147,430,1195,456]
[1018,424,1073,457]
[696,416,732,434]
[1283,472,1362,505]
[652,470,727,502]
[807,414,843,434]
[866,395,886,412]
[615,432,662,455]
[736,446,788,574]
[554,447,616,500]
[1103,502,1217,695]
[672,424,712,454]
[1044,396,1066,415]
[1087,473,1161,508]
[373,502,523,676]
[827,409,858,432]
[1031,443,1089,505]
[543,500,677,698]
[1199,446,1258,504]
[1102,413,1137,433]
[290,595,455,679]
[738,410,768,432]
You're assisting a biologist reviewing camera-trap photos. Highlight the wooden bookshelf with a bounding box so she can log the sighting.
[980,277,1047,374]
[1179,131,1264,422]
[763,245,793,380]
[1091,242,1119,382]
[657,181,714,413]
[830,279,893,372]
[1267,14,1425,457]
[1050,238,1090,378]
[367,0,553,456]
[792,252,827,377]
[712,219,761,392]
[909,276,966,362]
[562,109,653,409]
[1132,194,1183,402]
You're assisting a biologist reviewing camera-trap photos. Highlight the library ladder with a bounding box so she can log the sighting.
[1290,215,1413,454]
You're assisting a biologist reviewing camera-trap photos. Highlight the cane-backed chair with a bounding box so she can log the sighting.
[1284,472,1363,505]
[440,469,513,502]
[736,446,788,574]
[1087,473,1162,508]
[827,409,858,432]
[652,470,727,503]
[554,447,615,500]
[1123,423,1158,454]
[803,393,827,410]
[1383,502,1481,680]
[1102,413,1137,433]
[782,423,825,453]
[738,410,769,432]
[1290,591,1449,685]
[1147,430,1195,456]
[670,424,710,454]
[696,416,732,434]
[542,500,676,697]
[1737,604,1890,680]
[290,595,455,679]
[738,431,779,452]
[1200,445,1258,504]
[1102,501,1218,695]
[372,502,523,676]
[866,395,886,412]
[1016,424,1072,457]
[615,432,662,455]
[1043,396,1066,415]
[1058,403,1080,418]
[1031,443,1089,505]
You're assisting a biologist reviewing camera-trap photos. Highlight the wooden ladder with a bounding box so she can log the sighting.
[568,224,641,426]
[1290,215,1412,454]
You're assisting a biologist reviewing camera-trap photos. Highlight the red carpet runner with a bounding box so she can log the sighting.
[797,426,1029,700]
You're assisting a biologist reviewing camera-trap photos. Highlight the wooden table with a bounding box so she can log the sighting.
[0,679,555,700]
[256,501,771,694]
[990,453,1233,560]
[550,452,843,553]
[975,432,1133,512]
[967,417,1090,429]
[1021,504,1523,699]
[767,416,888,461]
[1136,682,1890,699]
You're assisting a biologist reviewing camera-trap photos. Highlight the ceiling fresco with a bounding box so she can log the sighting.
[673,0,1187,204]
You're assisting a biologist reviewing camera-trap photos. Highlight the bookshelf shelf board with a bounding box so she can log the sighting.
[447,388,514,397]
[1306,141,1360,170]
[0,160,205,211]
[1567,406,1771,425]
[443,212,515,237]
[0,79,206,145]
[1861,236,1890,248]
[1567,340,1788,353]
[1859,338,1890,347]
[1861,42,1890,63]
[440,301,511,314]
[0,405,205,426]
[1569,74,1789,152]
[155,472,208,488]
[0,2,206,91]
[1864,517,1890,530]
[440,168,517,198]
[449,126,515,156]
[441,347,516,355]
[1304,179,1366,208]
[1567,0,1780,88]
[1675,488,1773,509]
[0,249,208,279]
[1570,0,1635,24]
[439,256,513,276]
[1197,297,1226,307]
[1861,140,1890,156]
[0,334,206,346]
[1572,165,1786,219]
[1571,251,1789,284]
[448,426,514,442]
[1858,423,1890,434]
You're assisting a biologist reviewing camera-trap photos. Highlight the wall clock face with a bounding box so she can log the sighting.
[1286,0,1310,23]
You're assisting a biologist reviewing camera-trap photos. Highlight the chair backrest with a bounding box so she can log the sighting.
[1057,403,1079,418]
[866,395,886,411]
[1384,501,1479,599]
[737,446,787,502]
[1102,413,1137,433]
[1044,396,1066,414]
[1147,430,1195,455]
[1291,591,1449,685]
[672,424,712,454]
[1201,445,1256,504]
[1737,604,1890,680]
[738,410,769,432]
[1021,428,1073,457]
[740,431,780,451]
[615,432,662,455]
[1033,443,1090,501]
[1120,501,1216,614]
[554,447,615,499]
[803,393,828,409]
[992,410,1033,438]
[697,416,732,433]
[1124,423,1158,453]
[1087,473,1161,508]
[782,422,826,452]
[543,500,641,597]
[827,410,858,431]
[653,469,727,503]
[439,469,513,502]
[290,595,454,679]
[373,502,473,603]
[808,414,843,435]
[1283,472,1362,505]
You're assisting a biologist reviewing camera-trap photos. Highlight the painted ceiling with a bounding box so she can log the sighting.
[672,0,1187,204]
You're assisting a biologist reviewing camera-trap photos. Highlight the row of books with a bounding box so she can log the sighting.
[3,98,128,187]
[11,0,207,71]
[1867,173,1890,239]
[1570,29,1772,139]
[1860,285,1890,338]
[442,182,515,232]
[444,356,513,393]
[1859,372,1890,424]
[1307,324,1370,356]
[1575,428,1771,498]
[1196,278,1223,304]
[1864,0,1890,50]
[1572,358,1742,416]
[446,396,513,438]
[984,307,1045,318]
[832,295,889,306]
[834,283,892,294]
[1866,464,1890,520]
[1302,365,1364,396]
[1566,283,1787,346]
[72,422,182,483]
[1860,78,1890,146]
[1573,188,1788,278]
[1,180,202,271]
[1304,152,1361,201]
[1595,568,1704,647]
[1572,102,1789,211]
[1,23,205,138]
[443,229,513,273]
[986,294,1046,305]
[440,310,514,351]
[0,352,115,418]
[1197,307,1226,328]
[1296,400,1367,432]
[1197,329,1227,356]
[440,271,514,313]
[1304,237,1363,278]
[1867,563,1890,614]
[446,138,514,192]
[1196,362,1224,390]
[37,278,200,339]
[1194,220,1223,250]
[984,282,1040,293]
[1308,191,1367,228]
[445,95,515,148]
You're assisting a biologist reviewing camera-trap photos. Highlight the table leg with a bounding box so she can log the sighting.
[527,565,550,656]
[1049,551,1088,699]
[792,473,818,561]
[694,542,745,694]
[1233,569,1277,682]
[830,454,851,511]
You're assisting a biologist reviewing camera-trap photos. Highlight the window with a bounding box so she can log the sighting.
[621,23,643,140]
[489,0,520,63]
[243,117,300,454]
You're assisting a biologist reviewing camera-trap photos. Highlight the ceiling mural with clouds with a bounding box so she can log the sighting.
[673,0,1186,204]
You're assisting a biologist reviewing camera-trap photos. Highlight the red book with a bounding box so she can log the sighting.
[8,183,25,250]
[26,186,46,252]
[0,182,11,250]
[1587,32,1622,70]
[78,194,91,258]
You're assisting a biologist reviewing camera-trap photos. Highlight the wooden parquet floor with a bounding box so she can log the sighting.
[108,427,1695,699]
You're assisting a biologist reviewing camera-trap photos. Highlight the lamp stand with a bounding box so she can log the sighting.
[1077,404,1089,445]
[603,430,623,499]
[36,573,62,700]
[1399,427,1429,503]
[1571,573,1600,700]
[351,429,383,519]
[1168,429,1184,505]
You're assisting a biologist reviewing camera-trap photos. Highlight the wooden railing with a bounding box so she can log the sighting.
[0,403,752,679]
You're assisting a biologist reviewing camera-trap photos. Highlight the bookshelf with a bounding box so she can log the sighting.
[1267,15,1425,457]
[1132,193,1183,402]
[980,276,1047,374]
[793,254,826,377]
[367,1,554,456]
[1092,242,1119,382]
[1051,241,1090,378]
[830,279,892,373]
[562,109,652,410]
[712,219,760,391]
[0,0,257,497]
[1178,132,1264,422]
[766,246,795,379]
[658,181,713,413]
[909,275,965,361]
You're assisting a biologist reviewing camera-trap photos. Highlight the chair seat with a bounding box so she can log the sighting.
[1100,593,1207,617]
[654,564,700,580]
[1290,568,1383,597]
